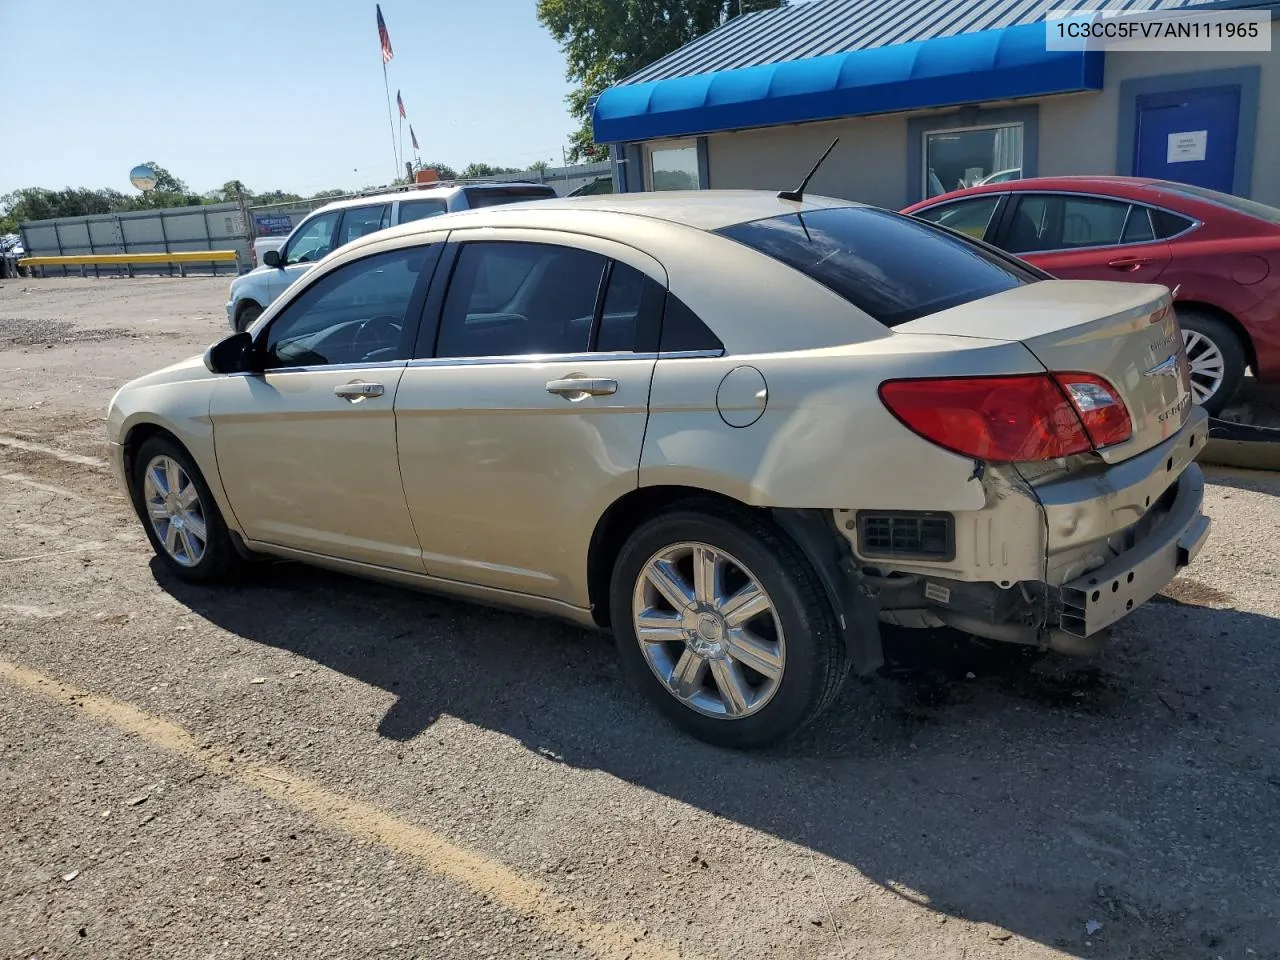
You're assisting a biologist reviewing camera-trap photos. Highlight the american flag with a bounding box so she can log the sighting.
[376,4,393,63]
[397,89,406,118]
[410,125,419,151]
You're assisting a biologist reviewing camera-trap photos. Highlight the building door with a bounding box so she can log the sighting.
[1133,86,1239,193]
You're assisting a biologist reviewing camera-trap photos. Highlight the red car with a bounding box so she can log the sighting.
[902,176,1280,415]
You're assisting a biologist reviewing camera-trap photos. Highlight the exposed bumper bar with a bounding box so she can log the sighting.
[1059,463,1209,638]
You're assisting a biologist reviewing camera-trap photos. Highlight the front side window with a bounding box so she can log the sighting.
[648,141,701,191]
[282,210,342,266]
[262,247,429,368]
[337,204,390,246]
[434,242,608,358]
[912,195,1003,240]
[717,206,1039,328]
[924,123,1023,198]
[398,199,448,224]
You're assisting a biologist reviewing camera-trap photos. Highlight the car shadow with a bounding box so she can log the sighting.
[153,557,1280,959]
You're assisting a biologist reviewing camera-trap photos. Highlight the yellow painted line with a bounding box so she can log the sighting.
[19,250,238,267]
[0,661,689,960]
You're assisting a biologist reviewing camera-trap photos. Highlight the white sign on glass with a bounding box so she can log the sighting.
[1166,131,1208,164]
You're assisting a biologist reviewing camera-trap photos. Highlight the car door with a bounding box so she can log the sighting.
[209,241,442,570]
[268,208,343,300]
[995,193,1172,283]
[394,231,665,607]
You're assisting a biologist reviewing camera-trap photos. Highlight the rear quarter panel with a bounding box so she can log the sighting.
[641,336,1045,512]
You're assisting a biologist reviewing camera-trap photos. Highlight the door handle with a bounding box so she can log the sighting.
[333,381,385,401]
[545,377,618,398]
[1107,256,1153,271]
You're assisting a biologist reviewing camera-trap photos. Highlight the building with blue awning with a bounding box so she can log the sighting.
[592,0,1280,208]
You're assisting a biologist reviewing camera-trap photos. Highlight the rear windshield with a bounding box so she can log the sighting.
[463,185,558,209]
[1148,182,1280,226]
[717,207,1041,327]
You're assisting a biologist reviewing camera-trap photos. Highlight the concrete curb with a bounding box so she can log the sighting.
[1200,417,1280,471]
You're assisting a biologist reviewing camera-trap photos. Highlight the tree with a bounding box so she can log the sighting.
[460,162,525,179]
[537,0,785,162]
[529,160,551,173]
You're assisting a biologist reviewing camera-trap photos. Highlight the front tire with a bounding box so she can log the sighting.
[1177,310,1246,416]
[609,502,849,748]
[234,301,263,333]
[132,435,241,583]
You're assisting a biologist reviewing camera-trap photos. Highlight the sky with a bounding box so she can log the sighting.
[0,0,580,198]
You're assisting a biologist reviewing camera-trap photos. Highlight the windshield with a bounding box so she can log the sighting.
[716,206,1042,327]
[1149,182,1280,226]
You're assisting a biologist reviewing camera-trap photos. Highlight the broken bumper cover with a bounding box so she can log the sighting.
[1058,463,1210,638]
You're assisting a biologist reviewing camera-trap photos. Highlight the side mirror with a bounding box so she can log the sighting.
[263,249,281,268]
[203,331,255,375]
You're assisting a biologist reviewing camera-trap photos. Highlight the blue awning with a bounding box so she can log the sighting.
[592,22,1104,145]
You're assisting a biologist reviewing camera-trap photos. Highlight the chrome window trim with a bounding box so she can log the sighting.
[914,188,1204,251]
[1002,190,1203,253]
[403,348,724,368]
[226,360,410,377]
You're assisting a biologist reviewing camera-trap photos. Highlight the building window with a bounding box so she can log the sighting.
[923,123,1024,198]
[647,139,701,191]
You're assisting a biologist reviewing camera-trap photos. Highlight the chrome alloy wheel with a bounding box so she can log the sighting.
[631,542,785,719]
[1182,328,1226,406]
[142,455,207,567]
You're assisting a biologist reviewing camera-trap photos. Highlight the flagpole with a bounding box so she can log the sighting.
[382,59,399,180]
[399,115,405,178]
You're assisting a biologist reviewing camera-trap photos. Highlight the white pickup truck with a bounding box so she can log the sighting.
[227,181,557,331]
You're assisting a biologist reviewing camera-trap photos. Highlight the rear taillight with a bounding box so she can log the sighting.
[879,373,1131,463]
[1053,373,1132,449]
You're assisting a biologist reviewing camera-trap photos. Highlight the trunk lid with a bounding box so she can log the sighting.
[894,280,1193,463]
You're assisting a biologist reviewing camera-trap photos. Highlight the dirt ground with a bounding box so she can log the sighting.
[2,276,1278,960]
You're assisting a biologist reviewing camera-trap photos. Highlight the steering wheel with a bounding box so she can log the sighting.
[351,314,402,358]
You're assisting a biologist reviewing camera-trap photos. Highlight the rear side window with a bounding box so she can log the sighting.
[660,294,724,353]
[398,199,448,224]
[462,186,558,209]
[717,207,1038,328]
[1152,208,1196,238]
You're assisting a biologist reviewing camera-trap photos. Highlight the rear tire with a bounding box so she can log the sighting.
[234,301,263,333]
[1176,310,1246,416]
[132,435,241,583]
[609,501,849,748]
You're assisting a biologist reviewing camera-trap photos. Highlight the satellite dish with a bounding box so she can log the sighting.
[129,164,158,192]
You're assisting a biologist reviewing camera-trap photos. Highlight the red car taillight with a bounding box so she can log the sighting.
[1053,373,1132,449]
[879,373,1132,463]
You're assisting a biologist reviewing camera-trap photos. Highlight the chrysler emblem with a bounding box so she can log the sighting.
[1144,356,1180,379]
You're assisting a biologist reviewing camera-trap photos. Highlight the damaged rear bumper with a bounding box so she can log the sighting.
[1058,463,1209,637]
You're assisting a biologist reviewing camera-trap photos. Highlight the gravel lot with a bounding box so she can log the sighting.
[2,276,1279,960]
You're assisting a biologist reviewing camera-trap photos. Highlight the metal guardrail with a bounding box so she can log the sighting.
[19,250,240,278]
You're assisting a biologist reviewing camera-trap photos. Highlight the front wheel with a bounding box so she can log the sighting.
[132,435,241,583]
[234,301,263,333]
[609,503,849,748]
[1177,310,1246,416]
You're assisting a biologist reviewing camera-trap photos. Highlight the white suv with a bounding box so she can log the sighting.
[225,182,557,331]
